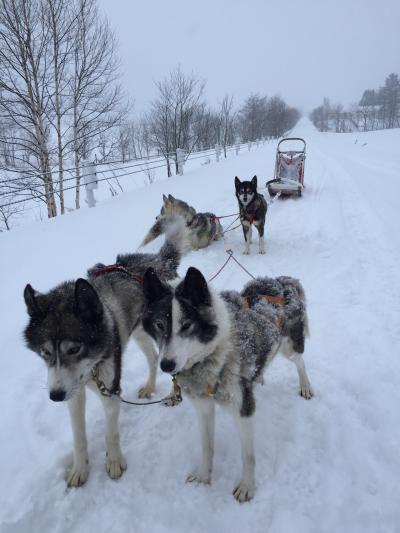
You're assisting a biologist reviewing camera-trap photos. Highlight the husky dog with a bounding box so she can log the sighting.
[23,218,187,487]
[158,194,196,224]
[141,266,313,502]
[141,194,223,251]
[235,176,268,255]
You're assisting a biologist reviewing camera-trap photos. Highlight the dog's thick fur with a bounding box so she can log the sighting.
[235,176,268,254]
[23,218,187,487]
[141,194,223,251]
[142,266,313,502]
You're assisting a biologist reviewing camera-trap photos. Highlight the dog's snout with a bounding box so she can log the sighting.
[160,358,176,373]
[49,389,66,402]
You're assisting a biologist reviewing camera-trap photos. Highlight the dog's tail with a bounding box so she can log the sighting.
[277,276,310,339]
[140,217,165,247]
[141,214,191,249]
[157,215,191,272]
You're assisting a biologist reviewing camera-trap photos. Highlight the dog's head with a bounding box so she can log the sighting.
[235,176,257,207]
[23,279,107,402]
[157,194,174,219]
[157,194,195,223]
[142,267,218,375]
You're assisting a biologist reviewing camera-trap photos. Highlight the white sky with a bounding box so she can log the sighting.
[99,0,400,115]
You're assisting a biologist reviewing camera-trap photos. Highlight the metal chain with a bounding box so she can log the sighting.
[91,366,182,407]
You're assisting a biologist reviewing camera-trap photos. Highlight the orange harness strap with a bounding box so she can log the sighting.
[241,294,285,308]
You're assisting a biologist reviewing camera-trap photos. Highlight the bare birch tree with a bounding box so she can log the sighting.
[219,94,235,157]
[66,0,127,208]
[150,67,205,175]
[0,0,57,217]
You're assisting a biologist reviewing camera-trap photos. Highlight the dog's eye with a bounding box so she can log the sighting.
[155,321,165,332]
[181,320,192,331]
[67,344,82,356]
[41,347,52,357]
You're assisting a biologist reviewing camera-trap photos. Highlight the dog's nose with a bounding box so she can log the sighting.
[49,389,66,402]
[160,358,176,373]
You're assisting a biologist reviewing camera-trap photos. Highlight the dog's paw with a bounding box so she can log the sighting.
[106,454,127,480]
[233,481,255,503]
[186,471,211,485]
[138,383,155,399]
[161,395,182,407]
[67,462,89,488]
[300,385,314,400]
[243,250,250,255]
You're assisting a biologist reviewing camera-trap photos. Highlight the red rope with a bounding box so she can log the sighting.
[230,253,256,280]
[208,249,256,282]
[208,250,233,282]
[215,212,239,220]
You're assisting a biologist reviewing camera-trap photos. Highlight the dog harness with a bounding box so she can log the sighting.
[241,294,285,308]
[91,264,144,284]
[241,294,285,330]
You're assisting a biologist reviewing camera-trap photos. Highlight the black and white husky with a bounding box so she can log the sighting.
[23,218,187,487]
[141,194,223,251]
[235,176,268,255]
[142,266,313,502]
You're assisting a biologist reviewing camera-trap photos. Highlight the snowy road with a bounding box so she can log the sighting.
[1,119,399,533]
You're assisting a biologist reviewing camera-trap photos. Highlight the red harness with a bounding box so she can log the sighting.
[92,264,144,284]
[246,214,255,224]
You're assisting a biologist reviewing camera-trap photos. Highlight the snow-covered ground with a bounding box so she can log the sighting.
[1,119,400,533]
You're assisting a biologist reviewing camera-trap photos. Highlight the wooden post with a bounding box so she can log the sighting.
[82,160,98,208]
[176,148,185,176]
[215,144,221,162]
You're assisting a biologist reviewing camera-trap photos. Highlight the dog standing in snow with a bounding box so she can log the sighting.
[235,176,268,254]
[141,266,313,502]
[22,219,187,487]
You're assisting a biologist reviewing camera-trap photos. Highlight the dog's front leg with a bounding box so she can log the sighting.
[242,222,251,254]
[100,395,127,480]
[232,414,256,502]
[187,397,215,485]
[254,221,265,254]
[133,326,158,398]
[67,387,89,487]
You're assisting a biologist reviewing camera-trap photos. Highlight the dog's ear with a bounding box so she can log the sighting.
[181,267,211,307]
[162,194,168,204]
[168,194,175,202]
[143,268,170,303]
[251,175,257,189]
[24,284,45,317]
[74,279,103,321]
[234,176,241,191]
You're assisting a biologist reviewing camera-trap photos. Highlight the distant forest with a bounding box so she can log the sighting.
[310,73,400,132]
[0,0,299,222]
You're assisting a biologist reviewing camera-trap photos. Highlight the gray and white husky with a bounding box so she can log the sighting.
[142,266,313,502]
[23,218,187,487]
[141,194,223,251]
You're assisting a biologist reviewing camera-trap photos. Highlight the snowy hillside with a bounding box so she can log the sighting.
[1,118,400,533]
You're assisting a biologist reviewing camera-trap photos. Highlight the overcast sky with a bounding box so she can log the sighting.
[99,0,400,115]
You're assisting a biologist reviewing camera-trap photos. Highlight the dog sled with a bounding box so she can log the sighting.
[266,137,306,197]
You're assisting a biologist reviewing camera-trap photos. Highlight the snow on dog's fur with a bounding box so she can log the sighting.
[141,194,223,250]
[22,217,188,487]
[142,266,313,502]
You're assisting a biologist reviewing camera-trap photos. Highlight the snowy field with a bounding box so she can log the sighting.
[1,119,400,533]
